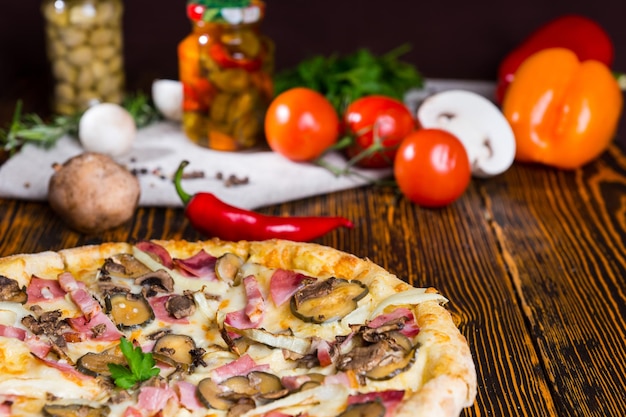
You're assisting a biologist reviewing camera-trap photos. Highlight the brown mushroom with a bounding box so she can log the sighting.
[47,152,140,234]
[42,403,110,417]
[0,275,27,303]
[291,278,368,324]
[165,293,196,319]
[134,269,175,294]
[101,254,152,278]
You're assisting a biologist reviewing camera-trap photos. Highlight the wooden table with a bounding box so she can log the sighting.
[1,135,625,416]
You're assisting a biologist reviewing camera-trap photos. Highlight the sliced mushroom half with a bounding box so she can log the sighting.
[337,400,386,417]
[0,276,27,303]
[76,351,126,377]
[104,292,154,329]
[291,278,369,324]
[42,404,111,417]
[152,333,197,367]
[215,253,245,284]
[416,89,516,178]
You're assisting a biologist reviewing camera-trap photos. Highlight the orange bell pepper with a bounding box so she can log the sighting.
[502,47,623,169]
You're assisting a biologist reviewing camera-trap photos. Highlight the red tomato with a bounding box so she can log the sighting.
[343,95,416,168]
[265,88,339,162]
[394,129,471,208]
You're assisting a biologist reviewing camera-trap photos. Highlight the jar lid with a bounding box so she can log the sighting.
[187,0,264,24]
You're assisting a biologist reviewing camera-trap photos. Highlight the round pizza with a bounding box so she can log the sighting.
[0,239,477,417]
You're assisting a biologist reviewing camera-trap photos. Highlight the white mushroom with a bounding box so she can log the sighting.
[152,79,183,122]
[78,102,136,156]
[416,90,516,178]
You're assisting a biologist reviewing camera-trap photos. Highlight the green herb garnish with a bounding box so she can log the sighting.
[0,91,161,157]
[274,44,424,115]
[108,337,160,389]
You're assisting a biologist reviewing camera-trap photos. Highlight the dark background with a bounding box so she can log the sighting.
[1,0,626,146]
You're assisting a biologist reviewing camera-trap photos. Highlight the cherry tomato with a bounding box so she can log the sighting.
[394,129,471,208]
[343,95,416,168]
[265,87,339,162]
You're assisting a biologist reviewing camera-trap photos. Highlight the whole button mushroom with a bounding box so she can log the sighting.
[48,152,140,234]
[78,103,136,156]
[416,90,516,178]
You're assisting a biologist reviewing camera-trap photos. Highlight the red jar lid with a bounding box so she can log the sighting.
[187,0,265,24]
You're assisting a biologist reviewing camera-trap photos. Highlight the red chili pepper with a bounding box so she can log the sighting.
[209,43,262,72]
[495,14,614,103]
[174,161,354,242]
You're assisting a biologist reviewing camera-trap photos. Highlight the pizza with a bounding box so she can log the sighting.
[0,239,477,417]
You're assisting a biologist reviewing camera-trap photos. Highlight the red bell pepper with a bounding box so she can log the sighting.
[496,14,614,103]
[209,43,262,72]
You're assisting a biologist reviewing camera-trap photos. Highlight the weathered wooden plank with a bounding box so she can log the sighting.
[485,146,626,417]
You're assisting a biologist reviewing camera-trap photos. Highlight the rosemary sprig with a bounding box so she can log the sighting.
[0,92,161,157]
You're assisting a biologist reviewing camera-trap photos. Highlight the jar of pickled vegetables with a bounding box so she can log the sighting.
[41,0,125,115]
[179,0,274,151]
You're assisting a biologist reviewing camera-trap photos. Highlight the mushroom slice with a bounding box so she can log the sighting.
[247,371,288,400]
[337,400,386,417]
[215,253,245,284]
[134,269,175,294]
[291,278,369,324]
[416,89,516,178]
[365,346,418,381]
[0,275,27,303]
[42,404,111,417]
[197,378,234,410]
[165,293,196,319]
[76,351,126,377]
[105,292,154,329]
[152,333,196,367]
[102,254,152,278]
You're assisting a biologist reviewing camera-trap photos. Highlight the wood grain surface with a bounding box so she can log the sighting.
[1,142,624,416]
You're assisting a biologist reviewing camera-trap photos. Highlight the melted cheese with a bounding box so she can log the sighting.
[0,337,34,375]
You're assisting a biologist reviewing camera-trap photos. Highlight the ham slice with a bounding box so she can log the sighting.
[68,311,122,341]
[173,250,217,280]
[368,307,419,337]
[176,381,203,411]
[137,386,178,412]
[136,241,174,269]
[225,276,265,329]
[57,272,101,319]
[348,390,405,416]
[32,354,93,381]
[122,407,143,417]
[0,324,26,341]
[243,275,264,323]
[148,295,189,324]
[26,276,66,302]
[269,269,310,306]
[211,354,269,383]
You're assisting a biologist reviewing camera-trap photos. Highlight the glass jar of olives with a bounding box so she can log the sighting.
[41,0,125,115]
[179,0,274,151]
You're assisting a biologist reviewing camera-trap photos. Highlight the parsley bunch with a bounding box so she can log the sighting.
[108,338,160,389]
[274,44,424,115]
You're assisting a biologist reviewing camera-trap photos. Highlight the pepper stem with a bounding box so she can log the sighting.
[173,160,192,205]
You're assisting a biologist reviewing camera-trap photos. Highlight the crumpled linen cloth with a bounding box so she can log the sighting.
[0,79,494,209]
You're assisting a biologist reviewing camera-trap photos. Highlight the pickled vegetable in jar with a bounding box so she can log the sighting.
[41,0,125,115]
[179,0,275,151]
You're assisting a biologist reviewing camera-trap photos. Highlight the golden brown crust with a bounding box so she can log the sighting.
[0,238,477,417]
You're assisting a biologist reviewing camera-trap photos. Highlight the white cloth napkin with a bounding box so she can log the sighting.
[0,79,495,209]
